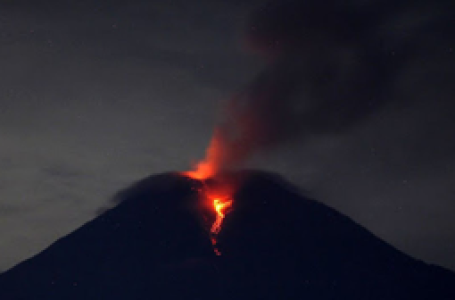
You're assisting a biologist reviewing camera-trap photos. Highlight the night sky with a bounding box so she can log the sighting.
[1,0,454,273]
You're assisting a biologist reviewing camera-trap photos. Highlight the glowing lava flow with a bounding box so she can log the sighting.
[199,184,233,255]
[190,188,233,256]
[184,169,233,254]
[209,196,233,256]
[184,130,234,255]
[211,198,233,235]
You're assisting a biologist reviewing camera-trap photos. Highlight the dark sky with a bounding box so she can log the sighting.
[0,0,454,272]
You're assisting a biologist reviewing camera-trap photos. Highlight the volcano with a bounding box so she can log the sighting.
[0,170,454,300]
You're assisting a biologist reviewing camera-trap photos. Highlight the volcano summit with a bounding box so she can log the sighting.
[0,170,454,300]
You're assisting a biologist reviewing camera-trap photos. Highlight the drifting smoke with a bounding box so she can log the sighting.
[191,0,455,178]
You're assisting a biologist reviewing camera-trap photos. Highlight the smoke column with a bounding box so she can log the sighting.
[190,0,453,178]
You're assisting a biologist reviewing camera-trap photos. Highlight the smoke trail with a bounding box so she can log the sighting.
[191,0,455,178]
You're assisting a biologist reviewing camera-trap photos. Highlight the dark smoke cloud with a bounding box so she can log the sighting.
[213,0,455,170]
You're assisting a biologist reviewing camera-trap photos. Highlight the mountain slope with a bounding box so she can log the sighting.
[0,170,454,299]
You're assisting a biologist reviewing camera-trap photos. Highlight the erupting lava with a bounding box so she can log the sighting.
[211,198,233,235]
[184,131,234,255]
[185,129,226,180]
[185,183,233,256]
[191,184,233,256]
[209,196,233,255]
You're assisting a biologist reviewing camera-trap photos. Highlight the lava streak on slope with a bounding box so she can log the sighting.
[184,169,234,256]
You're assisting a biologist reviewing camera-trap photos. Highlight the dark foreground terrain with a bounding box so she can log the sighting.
[0,170,454,299]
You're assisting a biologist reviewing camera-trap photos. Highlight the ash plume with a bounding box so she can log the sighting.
[197,0,455,175]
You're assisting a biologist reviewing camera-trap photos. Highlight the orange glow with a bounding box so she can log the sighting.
[184,160,215,181]
[184,170,233,255]
[184,129,234,255]
[208,196,233,256]
[211,198,233,235]
[184,129,225,181]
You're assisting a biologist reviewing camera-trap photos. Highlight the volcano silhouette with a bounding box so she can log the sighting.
[0,170,454,300]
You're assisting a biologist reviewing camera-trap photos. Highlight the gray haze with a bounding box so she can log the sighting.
[0,0,454,272]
